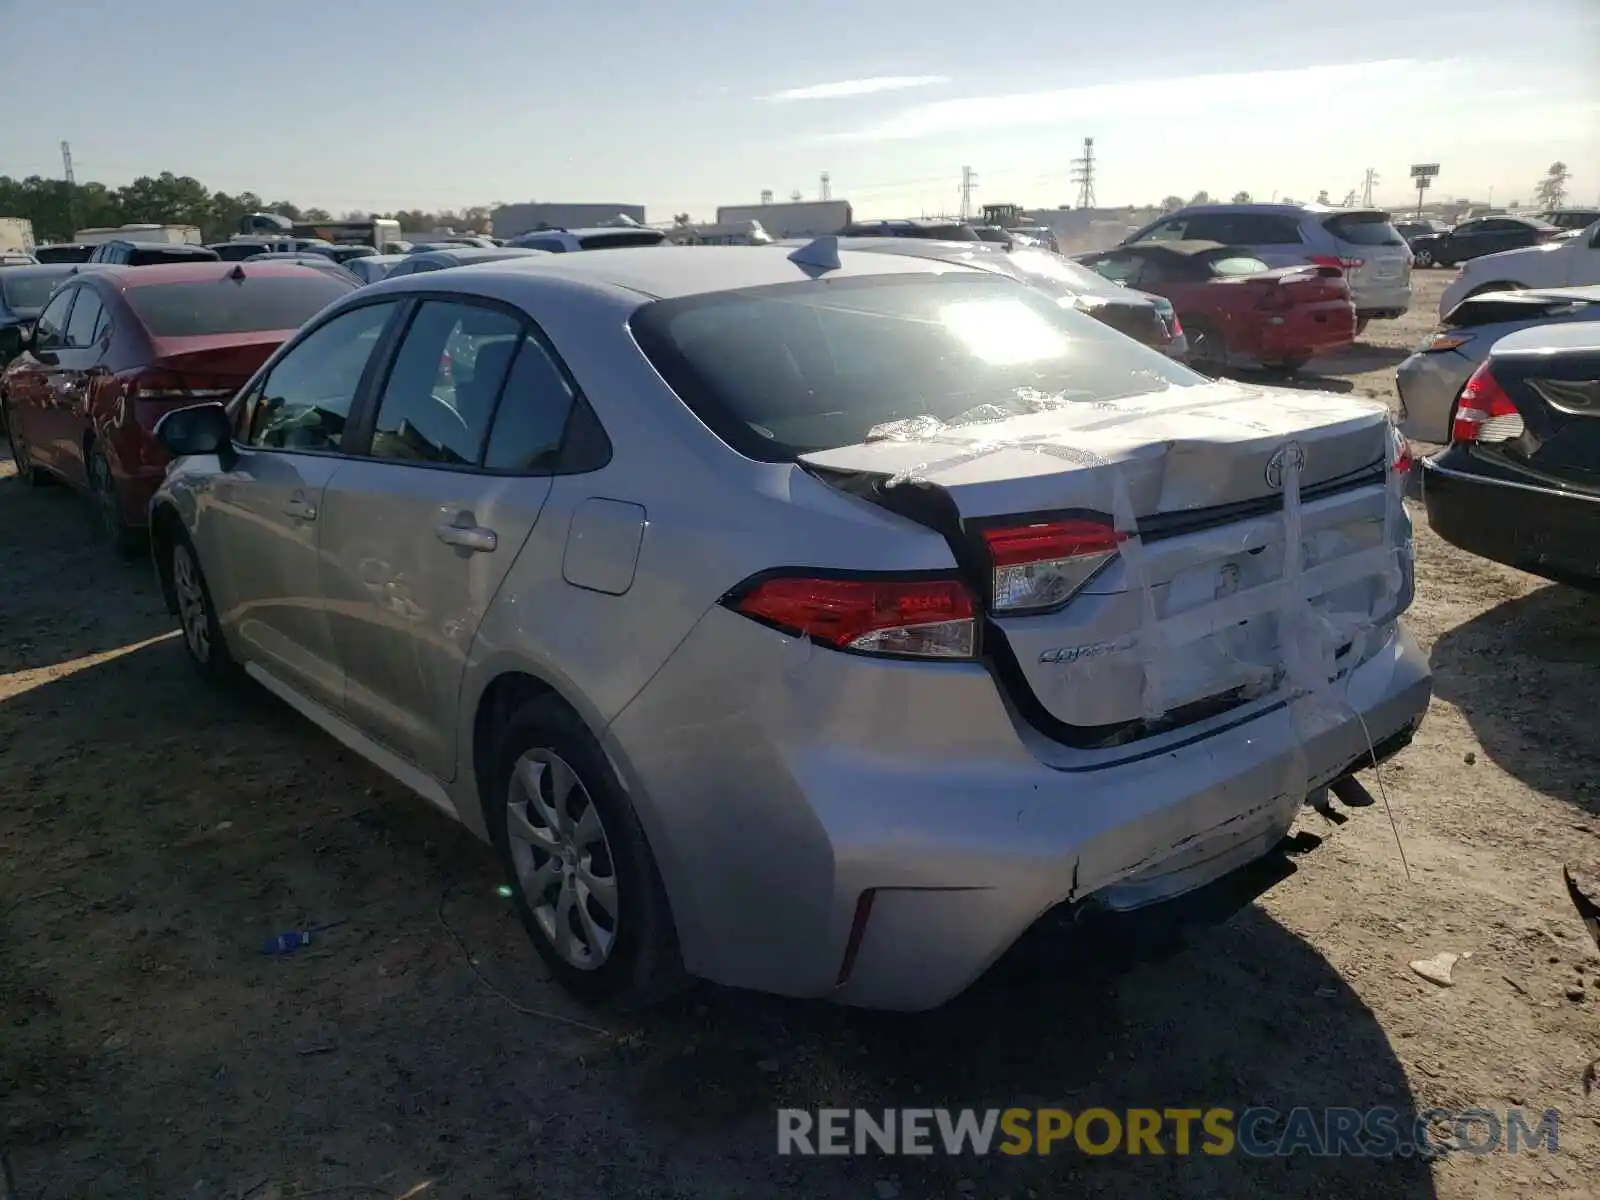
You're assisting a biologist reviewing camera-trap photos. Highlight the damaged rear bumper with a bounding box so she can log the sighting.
[606,608,1432,1013]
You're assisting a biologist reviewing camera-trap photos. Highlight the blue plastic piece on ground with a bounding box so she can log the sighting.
[261,931,312,955]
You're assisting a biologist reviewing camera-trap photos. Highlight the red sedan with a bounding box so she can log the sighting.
[1077,240,1356,375]
[1,261,356,555]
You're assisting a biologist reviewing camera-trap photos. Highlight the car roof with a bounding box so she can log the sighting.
[1491,319,1600,357]
[380,243,983,301]
[88,261,349,290]
[411,247,551,265]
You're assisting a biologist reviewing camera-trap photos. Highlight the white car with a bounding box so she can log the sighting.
[1440,218,1600,318]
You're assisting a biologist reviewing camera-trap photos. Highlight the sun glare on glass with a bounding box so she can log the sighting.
[940,299,1070,366]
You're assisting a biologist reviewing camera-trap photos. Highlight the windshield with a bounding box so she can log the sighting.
[0,273,65,313]
[126,274,356,337]
[629,274,1201,461]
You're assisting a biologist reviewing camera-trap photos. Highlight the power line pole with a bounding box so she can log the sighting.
[958,166,977,220]
[819,172,831,201]
[61,140,77,235]
[1360,167,1379,208]
[1070,137,1096,209]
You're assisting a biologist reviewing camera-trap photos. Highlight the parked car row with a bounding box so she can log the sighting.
[1394,213,1600,592]
[5,241,1430,1014]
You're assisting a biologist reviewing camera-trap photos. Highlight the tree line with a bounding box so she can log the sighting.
[0,171,494,244]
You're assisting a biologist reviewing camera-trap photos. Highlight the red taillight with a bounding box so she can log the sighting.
[981,519,1124,613]
[125,369,236,428]
[1390,426,1414,475]
[1308,254,1365,272]
[1451,363,1525,444]
[729,574,978,659]
[1168,313,1183,338]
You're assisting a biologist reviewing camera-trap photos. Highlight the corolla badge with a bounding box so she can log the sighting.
[1264,440,1307,491]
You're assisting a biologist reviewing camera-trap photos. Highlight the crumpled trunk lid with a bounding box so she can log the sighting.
[801,380,1408,745]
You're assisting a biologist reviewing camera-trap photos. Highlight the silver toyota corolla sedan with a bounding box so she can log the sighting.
[147,243,1432,1011]
[1396,284,1600,444]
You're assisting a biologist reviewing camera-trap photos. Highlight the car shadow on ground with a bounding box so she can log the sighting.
[2,642,1441,1196]
[1311,344,1415,375]
[2,447,1441,1198]
[1431,581,1600,815]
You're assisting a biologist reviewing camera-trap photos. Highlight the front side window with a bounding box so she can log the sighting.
[631,274,1202,462]
[33,290,75,350]
[244,302,395,451]
[64,290,104,348]
[366,301,521,465]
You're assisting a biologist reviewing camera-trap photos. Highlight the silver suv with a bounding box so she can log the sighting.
[507,226,666,253]
[1125,204,1412,327]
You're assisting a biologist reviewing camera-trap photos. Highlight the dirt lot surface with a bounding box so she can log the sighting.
[3,269,1598,1199]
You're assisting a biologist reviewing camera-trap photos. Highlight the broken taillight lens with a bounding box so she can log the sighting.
[1451,363,1525,444]
[981,519,1125,614]
[728,574,978,659]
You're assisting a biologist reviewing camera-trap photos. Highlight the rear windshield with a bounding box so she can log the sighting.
[1446,296,1596,327]
[32,245,92,263]
[128,247,221,266]
[1,274,63,313]
[1208,254,1271,276]
[1322,213,1406,247]
[126,274,356,337]
[576,231,665,250]
[629,274,1201,461]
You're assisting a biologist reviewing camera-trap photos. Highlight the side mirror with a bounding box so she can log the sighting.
[0,325,21,361]
[154,402,237,468]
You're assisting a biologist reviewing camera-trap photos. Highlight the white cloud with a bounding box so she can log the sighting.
[761,75,950,103]
[821,59,1442,141]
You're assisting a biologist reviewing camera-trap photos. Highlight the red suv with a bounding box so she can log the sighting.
[1,262,356,554]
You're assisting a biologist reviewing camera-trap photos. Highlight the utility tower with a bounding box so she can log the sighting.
[789,189,802,203]
[1360,167,1379,208]
[760,189,773,205]
[959,166,977,220]
[819,172,831,201]
[61,140,77,232]
[1071,137,1097,210]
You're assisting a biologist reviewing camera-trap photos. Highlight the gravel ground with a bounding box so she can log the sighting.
[3,269,1598,1199]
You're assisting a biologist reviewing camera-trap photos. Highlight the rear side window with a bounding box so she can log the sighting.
[576,231,665,250]
[366,300,522,466]
[1215,214,1303,244]
[629,274,1200,461]
[483,337,581,471]
[126,274,355,337]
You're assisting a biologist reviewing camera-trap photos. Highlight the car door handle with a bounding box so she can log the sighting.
[282,497,318,520]
[434,520,497,553]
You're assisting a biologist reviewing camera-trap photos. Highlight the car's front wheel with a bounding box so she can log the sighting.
[169,531,235,681]
[89,447,142,559]
[489,696,684,1007]
[1413,246,1434,268]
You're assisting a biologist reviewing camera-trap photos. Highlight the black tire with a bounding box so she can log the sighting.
[168,528,236,681]
[88,446,143,559]
[1181,317,1226,375]
[1413,247,1434,268]
[4,400,51,487]
[488,696,685,1008]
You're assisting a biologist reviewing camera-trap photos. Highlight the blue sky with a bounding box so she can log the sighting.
[2,0,1596,220]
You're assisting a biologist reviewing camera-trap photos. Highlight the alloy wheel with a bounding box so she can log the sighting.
[505,750,620,970]
[172,543,211,663]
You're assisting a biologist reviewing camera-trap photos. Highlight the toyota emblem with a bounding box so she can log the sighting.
[1265,441,1307,491]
